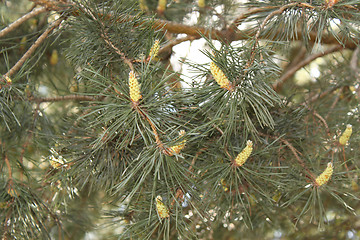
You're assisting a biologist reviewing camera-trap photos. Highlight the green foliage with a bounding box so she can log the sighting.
[1,0,360,239]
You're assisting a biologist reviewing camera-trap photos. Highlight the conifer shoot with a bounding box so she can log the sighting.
[315,162,333,186]
[170,130,186,154]
[210,61,232,91]
[156,196,170,219]
[129,71,142,103]
[234,140,253,167]
[339,124,352,145]
[149,40,160,59]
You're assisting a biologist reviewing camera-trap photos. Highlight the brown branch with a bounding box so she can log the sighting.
[273,45,343,92]
[0,7,47,38]
[77,1,135,71]
[101,33,134,71]
[279,138,316,182]
[307,85,342,103]
[153,18,226,40]
[4,154,12,182]
[30,0,69,11]
[135,106,172,155]
[301,103,330,136]
[4,17,64,78]
[159,35,197,56]
[259,132,316,182]
[28,0,358,49]
[230,6,278,29]
[30,95,97,103]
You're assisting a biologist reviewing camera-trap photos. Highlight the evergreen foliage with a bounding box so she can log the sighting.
[1,0,360,239]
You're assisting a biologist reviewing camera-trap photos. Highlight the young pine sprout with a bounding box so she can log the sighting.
[156,196,170,219]
[209,61,232,91]
[339,124,352,145]
[234,140,253,167]
[157,0,166,14]
[128,71,142,103]
[170,130,186,154]
[198,0,205,8]
[149,40,160,59]
[315,162,333,186]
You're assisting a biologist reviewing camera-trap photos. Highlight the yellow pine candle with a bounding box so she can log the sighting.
[170,130,186,154]
[198,0,205,8]
[129,71,142,103]
[210,61,231,90]
[234,140,253,167]
[157,0,166,13]
[156,196,170,219]
[339,124,352,145]
[149,40,160,59]
[315,162,333,186]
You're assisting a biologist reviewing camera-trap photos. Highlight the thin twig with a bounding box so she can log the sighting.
[4,17,64,78]
[325,90,341,120]
[279,138,316,182]
[259,132,316,182]
[101,33,134,71]
[227,6,278,42]
[307,85,342,103]
[0,7,47,38]
[273,45,343,92]
[4,154,12,182]
[30,0,69,10]
[246,3,297,68]
[302,103,330,137]
[28,0,358,49]
[78,1,135,71]
[135,106,172,155]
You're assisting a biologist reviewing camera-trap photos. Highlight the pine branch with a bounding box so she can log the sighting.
[307,85,342,103]
[273,45,343,92]
[159,35,197,56]
[4,17,64,78]
[29,0,359,49]
[101,32,134,71]
[0,7,47,38]
[4,153,12,182]
[247,2,297,68]
[260,133,316,182]
[30,95,97,103]
[19,104,40,181]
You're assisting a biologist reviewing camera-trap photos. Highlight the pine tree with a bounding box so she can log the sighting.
[1,0,360,239]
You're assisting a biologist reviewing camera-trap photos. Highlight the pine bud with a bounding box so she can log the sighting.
[339,124,352,145]
[234,140,253,167]
[129,71,142,103]
[325,0,339,8]
[139,0,148,11]
[170,130,186,154]
[198,0,205,8]
[7,187,19,197]
[210,61,231,91]
[157,0,167,14]
[4,75,12,84]
[19,36,27,52]
[50,49,59,66]
[149,40,160,59]
[220,179,229,192]
[315,162,333,186]
[156,196,170,219]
